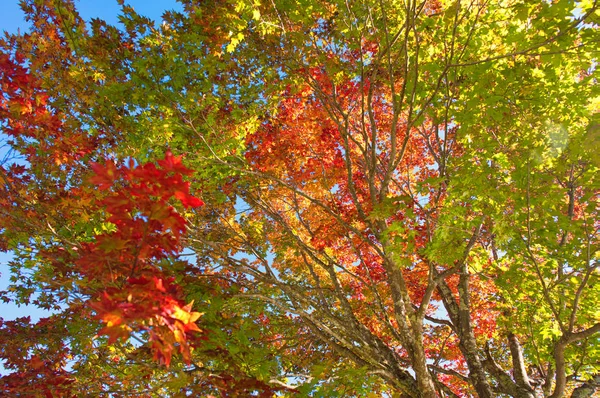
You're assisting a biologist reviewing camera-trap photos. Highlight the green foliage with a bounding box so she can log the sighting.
[0,0,598,396]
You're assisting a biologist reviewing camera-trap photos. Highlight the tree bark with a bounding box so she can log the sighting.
[570,374,599,398]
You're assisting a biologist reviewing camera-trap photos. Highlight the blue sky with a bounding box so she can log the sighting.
[0,0,182,326]
[2,0,183,34]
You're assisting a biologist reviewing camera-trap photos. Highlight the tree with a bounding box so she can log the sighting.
[0,0,598,396]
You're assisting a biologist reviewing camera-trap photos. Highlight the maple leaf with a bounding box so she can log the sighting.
[29,355,45,370]
[169,303,203,324]
[89,160,119,190]
[174,190,204,208]
[157,150,192,175]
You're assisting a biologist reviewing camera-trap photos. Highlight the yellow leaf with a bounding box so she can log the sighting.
[170,305,200,324]
[188,311,202,323]
[173,329,185,343]
[103,312,123,327]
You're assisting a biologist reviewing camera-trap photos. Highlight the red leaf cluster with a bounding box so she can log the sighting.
[0,52,97,166]
[79,152,204,366]
[0,316,76,397]
[89,276,202,366]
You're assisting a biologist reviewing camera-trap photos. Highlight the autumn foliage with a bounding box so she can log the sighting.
[0,0,599,397]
